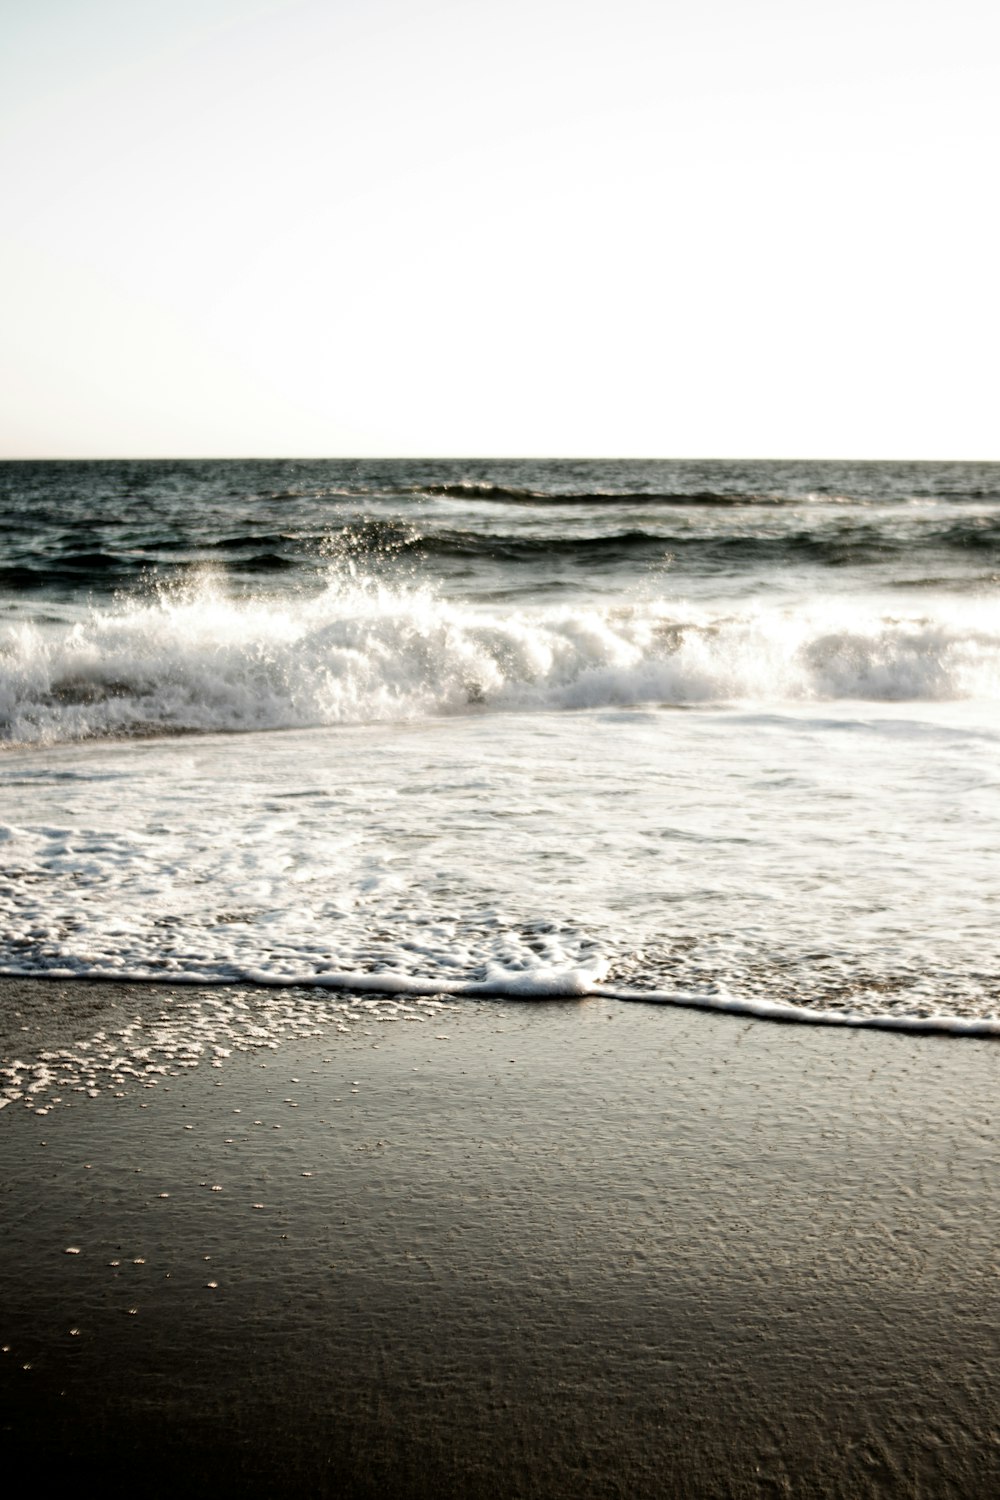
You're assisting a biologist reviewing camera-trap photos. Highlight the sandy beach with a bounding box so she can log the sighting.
[2,979,1000,1498]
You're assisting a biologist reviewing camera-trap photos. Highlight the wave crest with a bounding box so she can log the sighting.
[2,576,999,744]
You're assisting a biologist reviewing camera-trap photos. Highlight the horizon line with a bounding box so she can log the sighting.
[3,454,999,466]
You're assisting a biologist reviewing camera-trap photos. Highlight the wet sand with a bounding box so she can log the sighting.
[2,980,1000,1498]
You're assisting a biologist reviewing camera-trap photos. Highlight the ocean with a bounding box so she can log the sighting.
[2,456,999,1075]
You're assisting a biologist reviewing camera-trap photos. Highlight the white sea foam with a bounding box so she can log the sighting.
[2,576,1000,744]
[596,986,1000,1036]
[2,704,998,1044]
[0,986,458,1112]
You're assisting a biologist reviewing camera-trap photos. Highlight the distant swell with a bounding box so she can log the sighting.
[2,577,999,744]
[398,482,788,505]
[7,515,999,599]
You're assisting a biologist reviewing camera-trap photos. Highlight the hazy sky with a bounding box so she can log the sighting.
[2,0,997,458]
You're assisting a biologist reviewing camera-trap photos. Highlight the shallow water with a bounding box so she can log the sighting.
[1,458,999,1040]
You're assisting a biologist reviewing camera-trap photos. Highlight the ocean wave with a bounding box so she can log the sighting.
[2,576,999,744]
[388,480,1000,508]
[261,481,771,504]
[10,516,996,597]
[256,479,847,506]
[396,481,804,506]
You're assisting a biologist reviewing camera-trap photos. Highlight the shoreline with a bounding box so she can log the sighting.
[2,979,1000,1497]
[5,966,999,1038]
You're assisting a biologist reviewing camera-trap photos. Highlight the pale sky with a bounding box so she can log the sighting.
[2,0,997,458]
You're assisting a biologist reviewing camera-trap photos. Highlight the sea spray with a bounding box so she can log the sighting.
[2,575,999,744]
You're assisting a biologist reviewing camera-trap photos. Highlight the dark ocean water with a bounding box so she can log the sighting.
[0,458,998,1062]
[3,458,999,615]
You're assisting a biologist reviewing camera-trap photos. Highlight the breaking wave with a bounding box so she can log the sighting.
[2,575,999,744]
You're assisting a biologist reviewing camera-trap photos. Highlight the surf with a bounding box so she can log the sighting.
[2,572,999,745]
